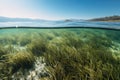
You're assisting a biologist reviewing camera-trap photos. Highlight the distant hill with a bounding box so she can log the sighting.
[90,15,120,21]
[0,16,46,22]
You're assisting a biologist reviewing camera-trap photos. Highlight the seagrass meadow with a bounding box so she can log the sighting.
[0,28,120,80]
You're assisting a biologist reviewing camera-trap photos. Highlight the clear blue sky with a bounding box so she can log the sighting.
[0,0,120,20]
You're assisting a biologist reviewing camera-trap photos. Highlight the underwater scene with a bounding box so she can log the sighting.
[0,27,120,80]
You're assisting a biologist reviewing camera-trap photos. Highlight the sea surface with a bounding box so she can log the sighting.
[0,20,120,29]
[0,21,120,80]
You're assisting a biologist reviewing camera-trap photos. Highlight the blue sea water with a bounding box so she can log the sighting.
[0,20,120,79]
[0,20,120,29]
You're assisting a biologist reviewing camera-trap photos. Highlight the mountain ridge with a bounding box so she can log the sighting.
[90,15,120,21]
[0,16,120,22]
[0,16,46,22]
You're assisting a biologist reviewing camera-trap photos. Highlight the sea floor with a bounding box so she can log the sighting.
[0,28,120,80]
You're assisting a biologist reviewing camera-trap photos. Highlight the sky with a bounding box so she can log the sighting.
[0,0,120,20]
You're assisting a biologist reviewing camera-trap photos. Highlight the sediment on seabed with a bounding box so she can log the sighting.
[0,28,120,80]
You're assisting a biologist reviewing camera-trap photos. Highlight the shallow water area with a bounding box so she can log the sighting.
[0,27,120,80]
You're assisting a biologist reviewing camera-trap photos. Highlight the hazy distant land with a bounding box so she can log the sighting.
[90,15,120,22]
[0,16,120,22]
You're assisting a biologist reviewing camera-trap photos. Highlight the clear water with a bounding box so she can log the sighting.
[0,21,120,80]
